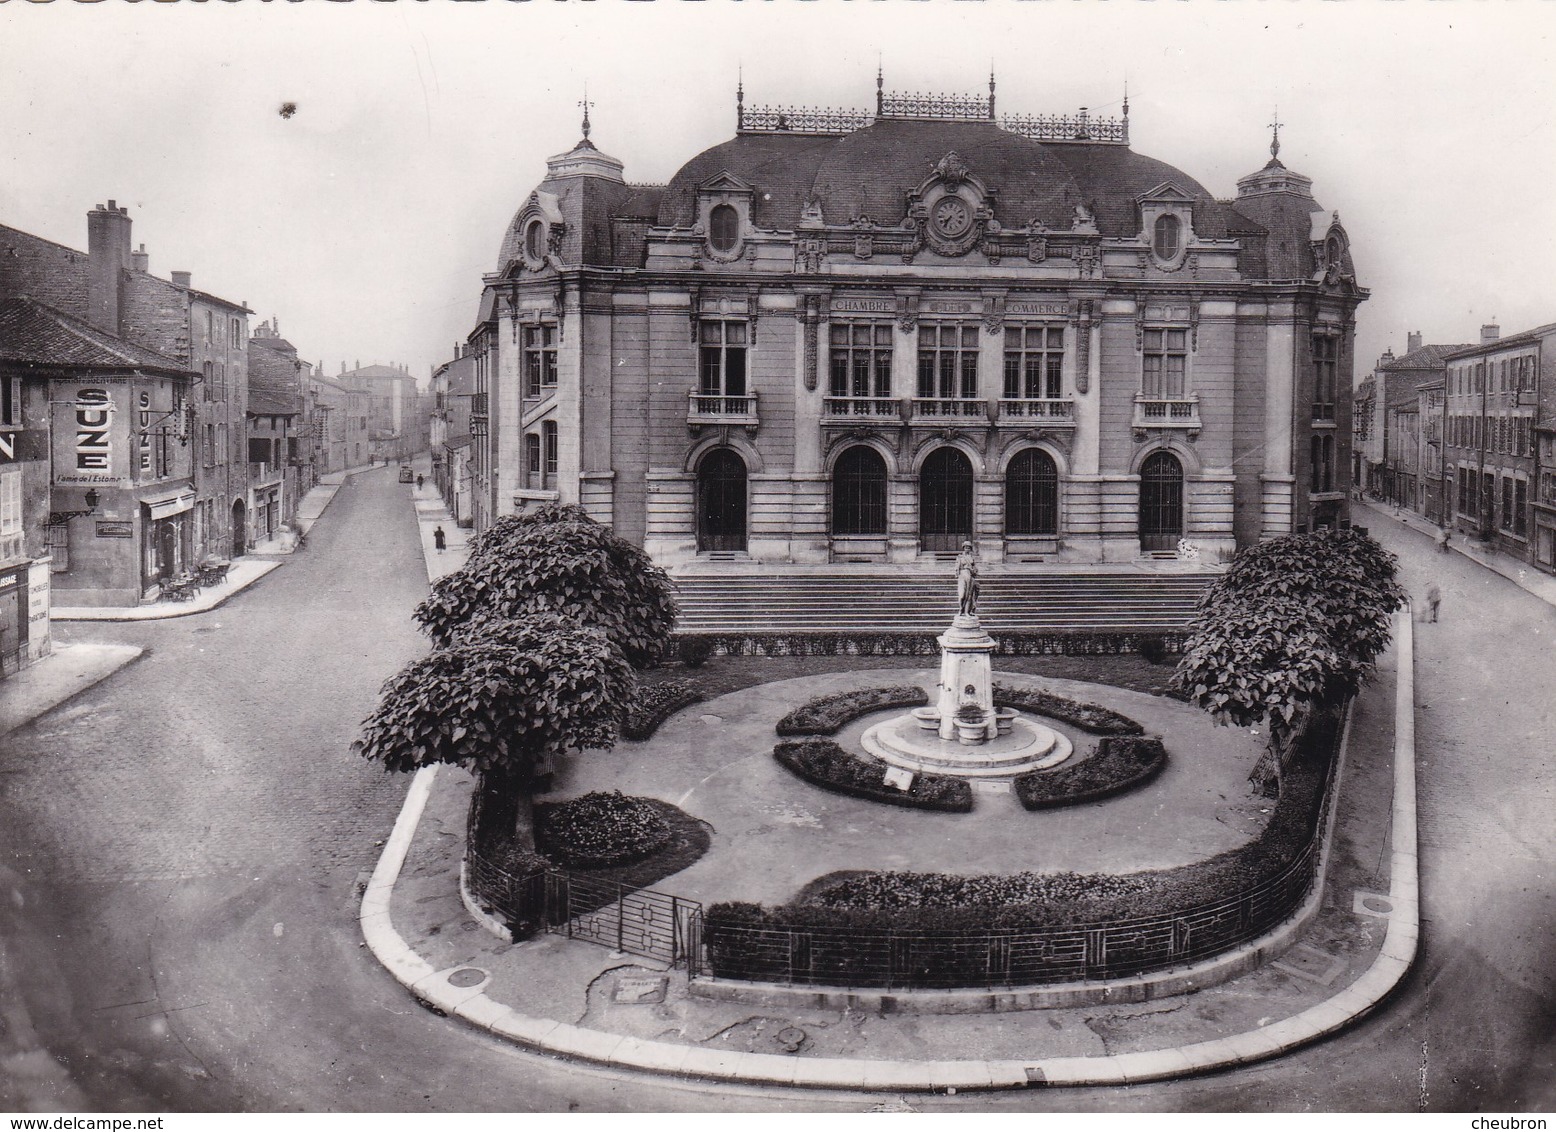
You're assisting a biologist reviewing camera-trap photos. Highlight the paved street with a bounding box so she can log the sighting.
[2,478,1553,1112]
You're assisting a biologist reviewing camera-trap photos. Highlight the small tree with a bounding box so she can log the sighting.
[353,613,634,849]
[413,504,676,668]
[1172,529,1405,794]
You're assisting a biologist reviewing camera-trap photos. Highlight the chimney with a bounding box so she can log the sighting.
[1481,323,1501,344]
[1406,331,1422,354]
[171,270,192,289]
[131,243,149,273]
[86,200,133,333]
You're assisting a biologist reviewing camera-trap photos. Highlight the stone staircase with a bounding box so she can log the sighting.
[672,571,1216,635]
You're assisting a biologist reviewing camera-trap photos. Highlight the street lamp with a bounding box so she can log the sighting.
[47,488,100,526]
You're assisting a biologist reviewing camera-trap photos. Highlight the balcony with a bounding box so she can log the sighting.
[821,396,901,425]
[997,398,1075,427]
[470,392,489,417]
[687,391,759,433]
[910,398,987,422]
[1132,394,1201,438]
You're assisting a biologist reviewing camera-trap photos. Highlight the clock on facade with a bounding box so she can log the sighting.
[932,196,973,239]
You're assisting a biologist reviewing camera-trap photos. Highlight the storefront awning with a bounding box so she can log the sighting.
[141,488,196,520]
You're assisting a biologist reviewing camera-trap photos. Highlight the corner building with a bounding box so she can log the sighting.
[473,84,1365,568]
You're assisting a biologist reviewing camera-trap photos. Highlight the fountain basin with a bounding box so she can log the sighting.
[861,712,1073,778]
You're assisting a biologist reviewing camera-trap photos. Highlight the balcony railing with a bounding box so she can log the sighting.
[688,391,760,430]
[470,392,489,417]
[997,398,1075,425]
[822,396,900,422]
[1133,395,1202,434]
[911,398,987,421]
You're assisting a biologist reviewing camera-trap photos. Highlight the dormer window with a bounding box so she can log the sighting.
[524,220,545,261]
[710,205,739,252]
[1153,215,1181,261]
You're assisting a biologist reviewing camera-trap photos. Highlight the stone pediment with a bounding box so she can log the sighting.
[698,171,756,196]
[1137,181,1198,205]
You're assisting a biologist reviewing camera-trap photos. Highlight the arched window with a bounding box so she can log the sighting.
[831,446,888,535]
[697,447,747,552]
[524,220,545,260]
[1139,450,1184,552]
[1153,214,1181,261]
[919,447,974,553]
[1005,448,1059,536]
[709,204,740,252]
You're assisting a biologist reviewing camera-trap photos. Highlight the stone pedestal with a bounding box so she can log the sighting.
[935,613,997,742]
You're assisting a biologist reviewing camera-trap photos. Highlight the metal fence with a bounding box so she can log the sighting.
[695,745,1340,990]
[465,848,702,968]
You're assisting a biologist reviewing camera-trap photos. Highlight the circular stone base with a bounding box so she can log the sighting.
[861,713,1073,778]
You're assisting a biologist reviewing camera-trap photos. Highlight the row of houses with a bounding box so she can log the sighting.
[0,201,425,677]
[1354,320,1556,574]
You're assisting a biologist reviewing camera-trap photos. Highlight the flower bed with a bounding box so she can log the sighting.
[775,685,930,737]
[706,711,1340,988]
[1013,735,1167,810]
[621,679,704,741]
[773,738,973,813]
[991,684,1144,735]
[534,790,672,868]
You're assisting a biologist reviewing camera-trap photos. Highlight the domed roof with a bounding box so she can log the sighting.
[658,118,1246,238]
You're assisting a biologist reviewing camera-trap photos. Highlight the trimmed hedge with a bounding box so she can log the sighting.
[535,790,672,868]
[991,683,1144,735]
[776,685,930,736]
[1013,735,1167,810]
[707,708,1340,985]
[621,679,704,741]
[672,630,1187,659]
[774,738,973,813]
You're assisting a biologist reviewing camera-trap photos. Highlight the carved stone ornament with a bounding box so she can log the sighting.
[1027,235,1048,264]
[1071,204,1099,235]
[801,294,821,392]
[982,293,1006,336]
[796,237,826,274]
[896,292,920,333]
[854,233,874,260]
[934,151,971,188]
[687,285,702,344]
[1073,245,1099,279]
[800,194,825,226]
[1075,299,1093,394]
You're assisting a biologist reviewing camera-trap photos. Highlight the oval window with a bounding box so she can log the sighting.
[525,220,545,260]
[710,204,739,252]
[1153,214,1181,261]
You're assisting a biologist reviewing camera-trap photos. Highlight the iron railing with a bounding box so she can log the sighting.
[911,397,986,420]
[998,398,1075,422]
[694,741,1339,989]
[739,105,871,135]
[1003,110,1128,145]
[465,848,703,968]
[822,396,899,420]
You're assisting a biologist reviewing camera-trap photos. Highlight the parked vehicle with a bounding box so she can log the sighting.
[399,465,414,483]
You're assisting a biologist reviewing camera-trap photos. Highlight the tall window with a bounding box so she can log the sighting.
[917,324,979,399]
[523,325,558,398]
[203,361,215,402]
[1502,477,1514,531]
[525,433,541,487]
[543,420,558,478]
[1312,335,1338,420]
[0,469,21,562]
[1311,433,1334,493]
[699,321,748,396]
[1003,326,1064,399]
[1153,214,1181,260]
[1142,328,1187,398]
[2,376,20,426]
[829,324,893,398]
[1516,479,1528,535]
[1005,448,1059,536]
[831,446,888,535]
[709,205,739,252]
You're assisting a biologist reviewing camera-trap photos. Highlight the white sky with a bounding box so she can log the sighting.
[2,2,1552,385]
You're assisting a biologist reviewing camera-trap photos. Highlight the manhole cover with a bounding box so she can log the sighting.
[775,1026,807,1053]
[447,967,486,989]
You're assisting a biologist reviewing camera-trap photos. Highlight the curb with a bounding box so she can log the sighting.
[51,561,284,622]
[360,609,1420,1092]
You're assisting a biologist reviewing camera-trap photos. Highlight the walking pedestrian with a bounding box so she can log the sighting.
[1425,581,1441,623]
[416,474,424,490]
[1436,526,1451,554]
[433,525,446,554]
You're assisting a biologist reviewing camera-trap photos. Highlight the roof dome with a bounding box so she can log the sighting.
[658,118,1238,237]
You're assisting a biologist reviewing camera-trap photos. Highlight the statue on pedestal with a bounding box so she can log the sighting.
[955,541,980,618]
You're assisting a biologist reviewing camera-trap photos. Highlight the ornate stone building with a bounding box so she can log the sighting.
[469,79,1365,568]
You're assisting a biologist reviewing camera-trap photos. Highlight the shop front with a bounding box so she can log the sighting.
[140,487,196,591]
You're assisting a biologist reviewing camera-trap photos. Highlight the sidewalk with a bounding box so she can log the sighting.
[361,487,1421,1092]
[1356,498,1556,609]
[0,642,143,737]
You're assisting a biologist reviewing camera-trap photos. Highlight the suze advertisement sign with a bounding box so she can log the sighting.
[52,377,130,486]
